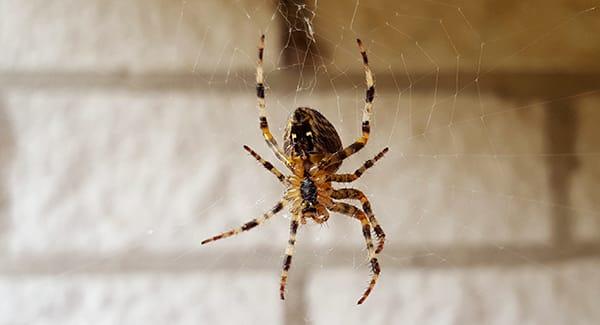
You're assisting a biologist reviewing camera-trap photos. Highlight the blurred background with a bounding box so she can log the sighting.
[1,0,599,324]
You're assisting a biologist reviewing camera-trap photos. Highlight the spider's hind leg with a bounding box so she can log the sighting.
[328,201,380,304]
[332,189,385,254]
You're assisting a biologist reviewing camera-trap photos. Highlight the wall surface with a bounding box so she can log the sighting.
[1,0,599,324]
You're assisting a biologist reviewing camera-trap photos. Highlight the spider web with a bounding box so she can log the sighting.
[192,1,600,322]
[242,0,599,256]
[5,0,600,324]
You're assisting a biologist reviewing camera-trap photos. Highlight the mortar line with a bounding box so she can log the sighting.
[1,243,599,276]
[1,71,600,96]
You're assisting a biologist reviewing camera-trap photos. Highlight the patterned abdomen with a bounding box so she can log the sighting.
[283,107,343,172]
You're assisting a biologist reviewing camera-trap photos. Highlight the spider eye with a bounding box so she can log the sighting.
[290,123,315,153]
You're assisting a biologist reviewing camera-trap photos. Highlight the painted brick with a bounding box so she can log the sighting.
[3,90,291,255]
[307,260,600,325]
[2,89,559,257]
[0,272,281,325]
[0,2,598,325]
[0,0,282,73]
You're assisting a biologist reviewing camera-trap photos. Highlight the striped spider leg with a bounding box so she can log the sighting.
[202,35,388,306]
[256,35,292,170]
[331,187,387,255]
[316,38,376,172]
[200,200,287,245]
[243,145,287,183]
[200,145,289,246]
[326,201,380,305]
[279,212,300,300]
[329,148,389,254]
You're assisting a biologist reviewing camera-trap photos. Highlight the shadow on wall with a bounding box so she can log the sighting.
[492,76,584,246]
[545,100,579,245]
[0,97,14,246]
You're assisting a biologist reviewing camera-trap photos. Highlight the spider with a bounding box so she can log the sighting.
[201,35,388,305]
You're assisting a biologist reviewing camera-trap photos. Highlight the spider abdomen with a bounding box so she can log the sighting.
[283,107,343,171]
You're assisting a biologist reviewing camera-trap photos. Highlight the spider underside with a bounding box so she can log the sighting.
[202,35,388,305]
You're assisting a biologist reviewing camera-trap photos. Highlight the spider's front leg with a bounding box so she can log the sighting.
[332,189,385,254]
[319,39,375,170]
[327,201,380,304]
[256,35,292,169]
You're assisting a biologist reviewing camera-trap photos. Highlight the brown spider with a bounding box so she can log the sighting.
[201,35,388,305]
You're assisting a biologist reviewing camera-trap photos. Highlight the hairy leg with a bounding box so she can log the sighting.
[243,145,286,183]
[256,35,291,169]
[319,39,375,170]
[328,201,380,304]
[332,189,385,254]
[201,200,286,245]
[329,147,388,183]
[280,214,300,300]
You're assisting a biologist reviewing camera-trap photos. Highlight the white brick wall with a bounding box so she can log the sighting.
[3,89,561,258]
[3,90,288,255]
[1,1,599,324]
[0,272,282,325]
[0,0,282,73]
[307,260,600,325]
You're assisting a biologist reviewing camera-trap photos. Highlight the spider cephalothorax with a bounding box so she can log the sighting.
[202,35,388,305]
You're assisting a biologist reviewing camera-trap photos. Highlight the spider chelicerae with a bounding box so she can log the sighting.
[202,35,388,304]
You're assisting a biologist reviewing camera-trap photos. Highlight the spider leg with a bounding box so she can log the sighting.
[332,189,386,254]
[256,35,292,169]
[201,200,286,245]
[318,39,375,171]
[328,147,389,183]
[243,145,287,183]
[327,201,380,304]
[280,213,300,300]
